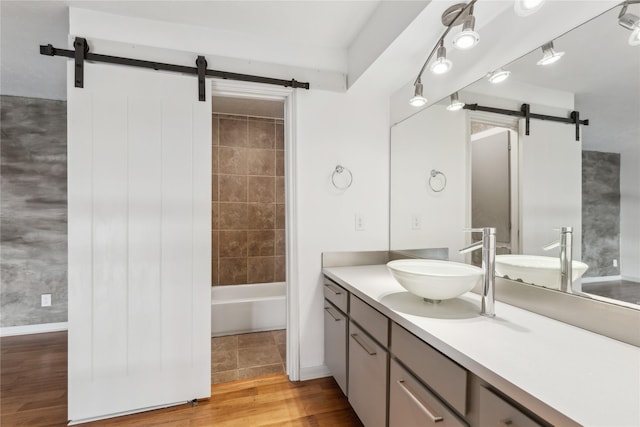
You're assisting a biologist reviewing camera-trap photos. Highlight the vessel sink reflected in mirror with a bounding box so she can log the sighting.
[387,259,483,302]
[495,255,588,290]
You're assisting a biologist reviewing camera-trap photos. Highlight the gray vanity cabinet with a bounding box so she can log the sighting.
[322,273,561,427]
[323,279,349,395]
[348,295,390,427]
[323,302,348,395]
[348,321,388,427]
[478,387,544,427]
[390,359,466,427]
[391,323,467,416]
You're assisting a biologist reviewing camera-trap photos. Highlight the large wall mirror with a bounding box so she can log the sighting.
[390,5,639,311]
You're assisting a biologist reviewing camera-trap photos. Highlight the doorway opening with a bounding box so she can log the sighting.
[469,121,520,266]
[210,95,287,384]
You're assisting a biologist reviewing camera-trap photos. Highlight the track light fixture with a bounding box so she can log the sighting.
[409,78,428,107]
[488,69,511,84]
[430,42,453,74]
[536,41,565,66]
[452,13,480,50]
[514,0,545,17]
[619,1,640,46]
[446,93,465,111]
[409,1,478,107]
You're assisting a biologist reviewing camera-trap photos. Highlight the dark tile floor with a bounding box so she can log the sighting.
[211,329,286,384]
[582,280,640,305]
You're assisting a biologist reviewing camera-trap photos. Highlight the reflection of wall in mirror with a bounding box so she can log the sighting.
[620,147,640,282]
[582,151,620,278]
[389,105,467,262]
[459,88,581,261]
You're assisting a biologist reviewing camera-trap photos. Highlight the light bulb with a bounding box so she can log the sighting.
[430,44,452,74]
[630,25,640,46]
[453,16,479,50]
[488,69,511,84]
[522,0,544,10]
[536,42,565,66]
[514,0,545,16]
[447,93,465,111]
[409,81,427,107]
[409,96,427,107]
[430,57,453,75]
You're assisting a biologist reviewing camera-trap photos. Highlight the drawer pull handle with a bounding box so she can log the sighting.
[397,380,444,423]
[324,306,342,322]
[350,333,376,356]
[325,283,343,295]
[500,420,513,427]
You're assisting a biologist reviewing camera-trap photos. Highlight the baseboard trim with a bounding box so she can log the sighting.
[299,365,330,381]
[0,322,68,337]
[621,275,640,283]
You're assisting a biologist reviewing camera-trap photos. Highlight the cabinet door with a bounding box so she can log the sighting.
[479,387,544,427]
[324,301,348,395]
[390,359,467,427]
[348,322,388,427]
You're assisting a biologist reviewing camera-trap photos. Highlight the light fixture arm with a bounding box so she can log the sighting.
[413,0,478,85]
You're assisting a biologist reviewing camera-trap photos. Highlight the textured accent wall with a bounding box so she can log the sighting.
[212,114,285,286]
[1,95,67,327]
[582,150,620,277]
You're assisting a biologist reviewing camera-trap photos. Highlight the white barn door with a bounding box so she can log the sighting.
[67,62,211,423]
[519,119,581,259]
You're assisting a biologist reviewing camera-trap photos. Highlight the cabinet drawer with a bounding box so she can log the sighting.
[324,300,348,396]
[350,295,389,347]
[479,387,544,427]
[391,323,467,415]
[323,279,348,313]
[348,322,388,427]
[390,359,467,427]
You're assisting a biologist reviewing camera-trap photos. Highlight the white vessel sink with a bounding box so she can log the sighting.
[495,255,588,289]
[387,259,483,302]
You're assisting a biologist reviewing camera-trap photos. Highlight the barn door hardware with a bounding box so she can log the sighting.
[463,103,589,141]
[40,37,311,101]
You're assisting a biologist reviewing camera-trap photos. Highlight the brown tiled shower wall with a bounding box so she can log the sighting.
[212,114,285,286]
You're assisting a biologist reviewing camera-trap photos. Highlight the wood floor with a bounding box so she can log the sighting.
[1,332,362,427]
[582,279,640,305]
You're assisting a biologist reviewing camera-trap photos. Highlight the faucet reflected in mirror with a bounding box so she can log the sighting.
[460,227,496,317]
[543,227,574,293]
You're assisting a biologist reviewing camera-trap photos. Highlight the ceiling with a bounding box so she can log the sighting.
[61,0,381,50]
[0,0,382,99]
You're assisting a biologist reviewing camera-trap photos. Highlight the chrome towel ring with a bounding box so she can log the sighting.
[428,169,447,192]
[331,165,353,190]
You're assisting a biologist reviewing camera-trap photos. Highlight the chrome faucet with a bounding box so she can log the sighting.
[543,227,573,293]
[459,228,496,317]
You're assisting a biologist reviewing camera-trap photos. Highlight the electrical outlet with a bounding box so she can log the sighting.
[411,214,422,230]
[41,294,52,307]
[613,259,618,267]
[355,214,365,231]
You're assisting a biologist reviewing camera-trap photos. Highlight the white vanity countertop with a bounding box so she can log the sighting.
[323,264,640,427]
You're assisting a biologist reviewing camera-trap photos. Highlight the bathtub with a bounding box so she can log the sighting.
[211,282,286,337]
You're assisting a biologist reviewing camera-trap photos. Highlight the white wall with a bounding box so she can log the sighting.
[296,88,389,375]
[620,145,640,282]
